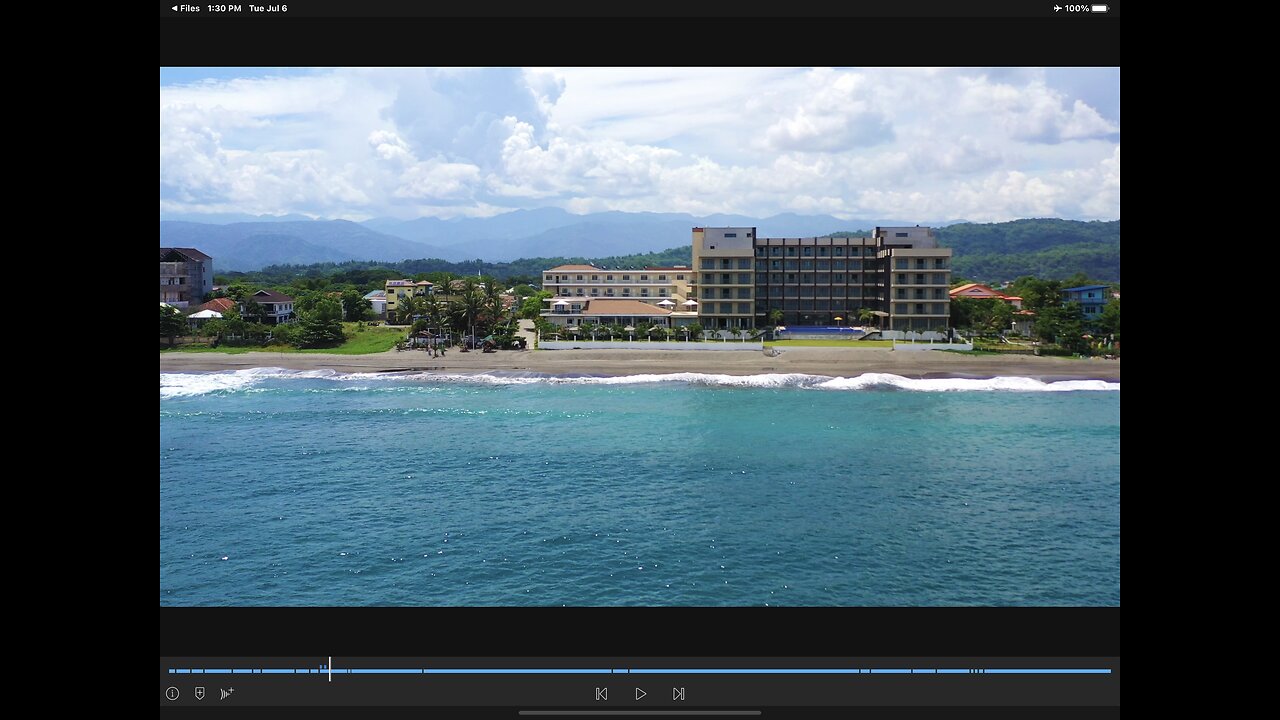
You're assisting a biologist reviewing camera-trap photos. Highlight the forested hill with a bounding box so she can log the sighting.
[936,219,1120,282]
[222,218,1119,286]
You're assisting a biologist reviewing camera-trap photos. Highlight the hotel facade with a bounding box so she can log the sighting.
[691,226,952,332]
[540,265,700,328]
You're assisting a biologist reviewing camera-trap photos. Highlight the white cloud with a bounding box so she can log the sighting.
[160,67,1119,221]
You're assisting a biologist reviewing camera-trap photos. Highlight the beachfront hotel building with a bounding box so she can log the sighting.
[691,226,952,332]
[540,264,700,328]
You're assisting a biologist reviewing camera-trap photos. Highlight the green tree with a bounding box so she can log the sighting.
[520,290,553,319]
[1097,297,1120,335]
[268,321,300,347]
[768,308,784,327]
[686,322,703,341]
[990,301,1015,336]
[395,292,421,325]
[341,289,372,322]
[482,279,506,328]
[241,297,269,324]
[459,278,485,341]
[858,307,878,329]
[296,298,346,348]
[160,304,187,347]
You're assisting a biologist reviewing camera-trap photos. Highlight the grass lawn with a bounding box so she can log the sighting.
[161,323,406,355]
[765,339,895,348]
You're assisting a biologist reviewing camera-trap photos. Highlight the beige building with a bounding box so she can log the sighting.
[541,264,694,305]
[540,297,699,330]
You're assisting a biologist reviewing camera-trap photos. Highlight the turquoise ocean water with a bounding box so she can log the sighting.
[160,369,1120,606]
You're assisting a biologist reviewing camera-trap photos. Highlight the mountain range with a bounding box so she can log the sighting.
[159,210,923,271]
[158,211,1119,281]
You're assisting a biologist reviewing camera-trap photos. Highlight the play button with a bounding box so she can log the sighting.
[635,688,647,700]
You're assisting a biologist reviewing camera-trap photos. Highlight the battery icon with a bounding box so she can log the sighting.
[1091,4,1109,11]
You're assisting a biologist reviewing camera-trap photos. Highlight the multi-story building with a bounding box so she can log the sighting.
[242,289,295,325]
[1061,284,1110,319]
[384,279,434,322]
[691,226,951,333]
[159,247,213,309]
[541,264,694,305]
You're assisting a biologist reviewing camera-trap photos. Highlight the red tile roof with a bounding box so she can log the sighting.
[200,298,236,313]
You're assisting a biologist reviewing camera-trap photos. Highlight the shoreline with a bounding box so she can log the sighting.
[160,347,1120,381]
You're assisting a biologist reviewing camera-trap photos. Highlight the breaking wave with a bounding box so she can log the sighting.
[161,368,1119,399]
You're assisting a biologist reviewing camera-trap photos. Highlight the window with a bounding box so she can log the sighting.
[803,247,813,256]
[591,275,599,280]
[738,273,751,284]
[916,274,925,284]
[659,289,667,296]
[622,275,631,281]
[721,274,732,284]
[576,275,584,280]
[771,247,782,256]
[640,276,649,281]
[737,303,751,314]
[701,259,715,269]
[916,303,926,314]
[641,289,649,296]
[897,274,906,284]
[607,275,614,280]
[658,275,666,281]
[738,258,751,269]
[896,259,909,269]
[724,233,737,238]
[834,247,844,256]
[738,288,751,299]
[896,232,909,238]
[933,274,946,285]
[787,247,796,256]
[818,247,828,256]
[676,275,684,280]
[896,303,909,314]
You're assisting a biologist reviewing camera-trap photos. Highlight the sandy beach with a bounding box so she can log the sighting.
[160,346,1120,381]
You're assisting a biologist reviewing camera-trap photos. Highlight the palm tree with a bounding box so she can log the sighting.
[396,292,421,326]
[768,308,784,327]
[858,307,877,329]
[459,278,485,345]
[482,279,505,327]
[728,326,744,343]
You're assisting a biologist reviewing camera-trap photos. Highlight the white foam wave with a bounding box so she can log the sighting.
[161,368,1117,397]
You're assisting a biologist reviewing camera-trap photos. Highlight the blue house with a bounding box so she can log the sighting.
[1061,285,1111,318]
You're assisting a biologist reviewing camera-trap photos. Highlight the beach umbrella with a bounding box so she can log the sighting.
[624,325,635,341]
[657,299,675,307]
[682,299,699,306]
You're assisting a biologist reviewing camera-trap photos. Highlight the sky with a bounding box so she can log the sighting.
[159,67,1120,223]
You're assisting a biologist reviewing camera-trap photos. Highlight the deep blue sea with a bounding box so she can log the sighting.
[160,369,1119,606]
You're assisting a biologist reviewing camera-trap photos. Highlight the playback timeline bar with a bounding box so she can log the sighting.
[160,657,1119,708]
